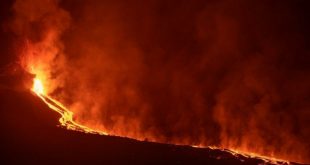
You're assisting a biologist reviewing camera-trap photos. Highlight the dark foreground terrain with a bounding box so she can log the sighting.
[0,88,305,165]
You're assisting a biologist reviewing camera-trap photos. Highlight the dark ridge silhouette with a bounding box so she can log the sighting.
[0,86,304,165]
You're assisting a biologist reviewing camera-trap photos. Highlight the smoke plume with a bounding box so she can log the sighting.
[11,0,310,163]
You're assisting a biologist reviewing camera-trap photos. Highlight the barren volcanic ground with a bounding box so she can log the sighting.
[0,87,304,165]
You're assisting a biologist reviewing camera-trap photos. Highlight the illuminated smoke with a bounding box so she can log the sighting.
[11,0,310,163]
[11,0,70,95]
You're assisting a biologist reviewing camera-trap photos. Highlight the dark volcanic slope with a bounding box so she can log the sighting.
[0,88,303,165]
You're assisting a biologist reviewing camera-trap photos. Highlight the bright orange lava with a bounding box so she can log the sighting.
[31,77,108,135]
[32,78,44,95]
[30,77,290,164]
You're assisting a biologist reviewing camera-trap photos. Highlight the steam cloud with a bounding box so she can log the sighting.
[11,0,310,163]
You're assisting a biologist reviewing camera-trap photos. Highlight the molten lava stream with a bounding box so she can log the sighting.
[31,78,107,135]
[31,77,290,164]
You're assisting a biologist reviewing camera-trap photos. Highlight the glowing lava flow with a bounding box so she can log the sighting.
[31,77,108,135]
[30,77,290,165]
